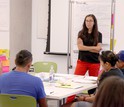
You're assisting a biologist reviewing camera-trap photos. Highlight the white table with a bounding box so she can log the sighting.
[35,73,97,107]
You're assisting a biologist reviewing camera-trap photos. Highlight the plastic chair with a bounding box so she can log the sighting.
[0,94,37,107]
[33,61,57,73]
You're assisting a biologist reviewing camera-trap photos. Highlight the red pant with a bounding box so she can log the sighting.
[74,60,100,76]
[66,60,100,103]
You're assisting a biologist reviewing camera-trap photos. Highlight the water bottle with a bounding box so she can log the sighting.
[49,65,55,83]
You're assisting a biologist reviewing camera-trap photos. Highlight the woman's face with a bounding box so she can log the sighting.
[85,16,94,30]
[100,59,109,72]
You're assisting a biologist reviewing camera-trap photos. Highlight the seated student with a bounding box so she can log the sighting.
[70,50,124,107]
[0,50,48,107]
[93,76,124,107]
[116,50,124,74]
[98,50,124,85]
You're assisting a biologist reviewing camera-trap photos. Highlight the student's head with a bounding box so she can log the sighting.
[116,50,124,69]
[83,14,98,31]
[15,50,33,71]
[99,50,118,71]
[93,76,124,107]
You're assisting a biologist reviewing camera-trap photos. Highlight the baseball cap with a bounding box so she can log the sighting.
[117,50,124,61]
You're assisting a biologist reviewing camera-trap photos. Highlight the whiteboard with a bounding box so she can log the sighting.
[70,0,112,67]
[47,0,112,57]
[50,0,69,53]
[114,0,124,52]
[0,0,9,31]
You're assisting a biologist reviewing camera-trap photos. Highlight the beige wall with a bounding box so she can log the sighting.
[10,0,32,68]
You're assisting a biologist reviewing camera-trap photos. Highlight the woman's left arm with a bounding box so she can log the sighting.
[89,43,102,53]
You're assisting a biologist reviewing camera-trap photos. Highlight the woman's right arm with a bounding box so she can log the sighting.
[77,38,100,52]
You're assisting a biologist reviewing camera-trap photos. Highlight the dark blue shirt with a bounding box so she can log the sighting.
[99,68,124,86]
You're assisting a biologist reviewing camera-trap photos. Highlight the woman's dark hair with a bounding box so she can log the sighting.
[93,76,124,107]
[78,14,98,46]
[99,50,118,67]
[15,50,32,67]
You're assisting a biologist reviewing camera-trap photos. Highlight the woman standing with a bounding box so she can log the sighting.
[75,14,102,76]
[66,14,102,104]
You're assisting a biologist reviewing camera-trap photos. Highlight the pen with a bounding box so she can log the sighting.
[50,91,54,94]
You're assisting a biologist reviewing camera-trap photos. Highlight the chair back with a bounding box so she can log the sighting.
[0,94,37,107]
[33,61,57,73]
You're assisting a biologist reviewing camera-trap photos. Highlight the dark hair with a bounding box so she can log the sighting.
[93,76,124,107]
[78,14,98,46]
[99,50,118,67]
[15,50,32,67]
[12,67,16,70]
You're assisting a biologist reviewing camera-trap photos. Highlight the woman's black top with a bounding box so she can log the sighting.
[78,32,102,63]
